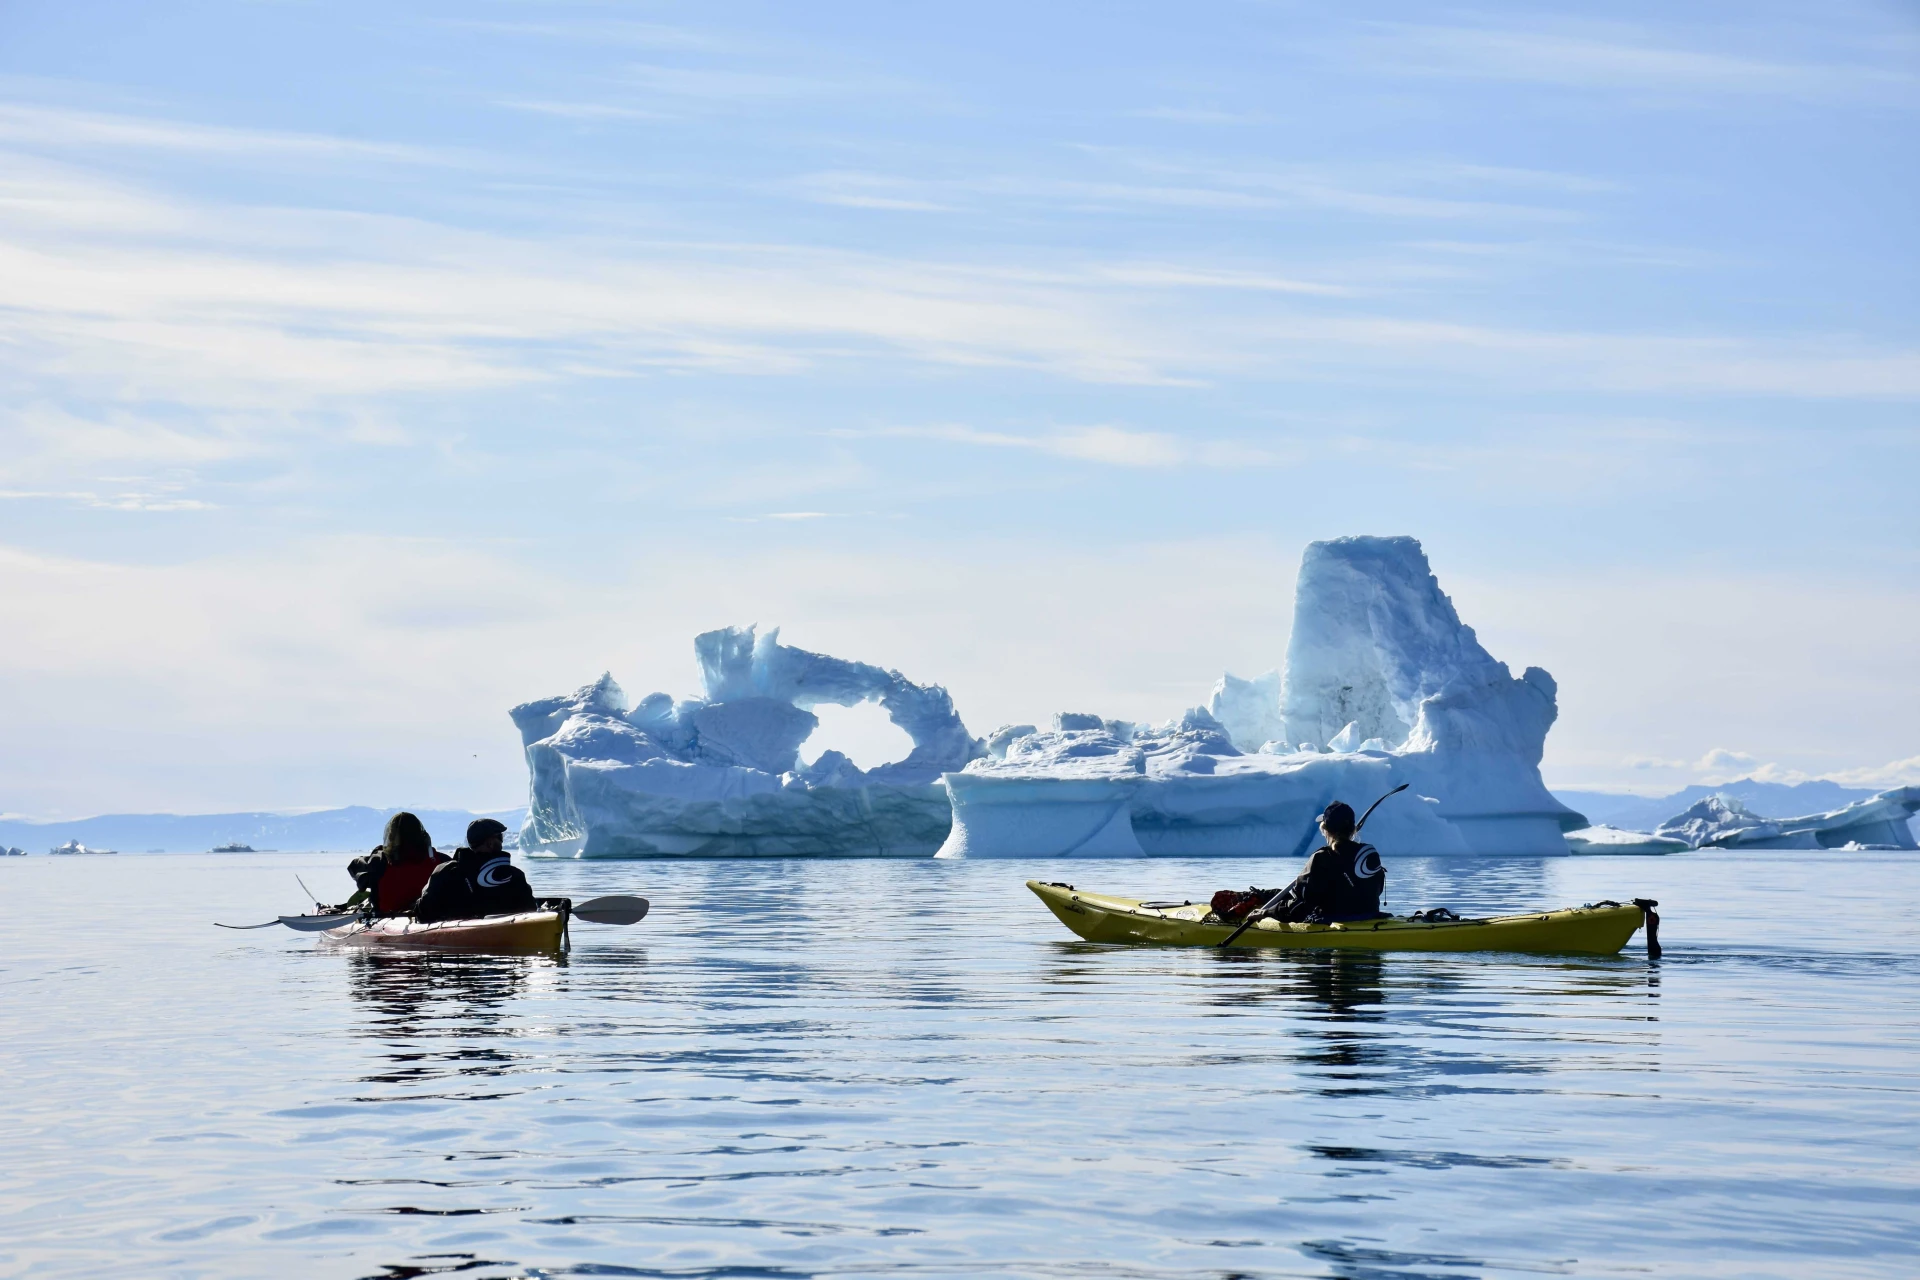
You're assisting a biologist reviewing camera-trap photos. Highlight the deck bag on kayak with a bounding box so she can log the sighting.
[1209,888,1283,923]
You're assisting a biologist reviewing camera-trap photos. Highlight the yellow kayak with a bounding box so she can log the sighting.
[323,909,567,952]
[1027,881,1651,956]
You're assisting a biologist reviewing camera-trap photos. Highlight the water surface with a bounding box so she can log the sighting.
[3,852,1916,1278]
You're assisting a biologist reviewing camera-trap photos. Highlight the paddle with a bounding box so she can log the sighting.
[570,895,649,925]
[1218,783,1410,949]
[216,895,650,931]
[215,913,358,931]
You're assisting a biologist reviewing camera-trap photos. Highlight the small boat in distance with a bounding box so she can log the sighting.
[50,840,118,855]
[211,843,256,853]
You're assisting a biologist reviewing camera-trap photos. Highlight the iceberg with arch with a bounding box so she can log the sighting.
[937,535,1588,857]
[512,626,982,857]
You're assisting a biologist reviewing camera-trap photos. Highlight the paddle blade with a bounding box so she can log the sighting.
[214,920,284,930]
[573,895,649,925]
[278,913,358,932]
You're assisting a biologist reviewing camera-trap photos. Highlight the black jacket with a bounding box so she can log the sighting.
[411,846,537,923]
[1279,839,1385,921]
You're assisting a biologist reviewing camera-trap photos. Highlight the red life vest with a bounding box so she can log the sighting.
[376,853,447,916]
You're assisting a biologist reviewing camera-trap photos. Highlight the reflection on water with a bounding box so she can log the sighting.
[2,851,1918,1279]
[346,952,564,1089]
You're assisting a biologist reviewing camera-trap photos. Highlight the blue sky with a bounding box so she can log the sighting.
[1,1,1916,816]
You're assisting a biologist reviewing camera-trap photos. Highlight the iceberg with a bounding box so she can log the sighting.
[1563,825,1690,856]
[1654,786,1920,850]
[1207,670,1284,752]
[938,536,1588,858]
[513,626,983,857]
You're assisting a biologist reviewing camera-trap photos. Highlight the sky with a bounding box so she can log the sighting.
[1,0,1916,817]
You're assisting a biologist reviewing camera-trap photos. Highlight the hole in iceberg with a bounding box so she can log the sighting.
[799,701,915,771]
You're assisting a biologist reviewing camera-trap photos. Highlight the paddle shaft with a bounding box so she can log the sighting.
[1218,784,1410,949]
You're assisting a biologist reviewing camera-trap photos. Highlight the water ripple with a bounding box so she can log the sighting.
[3,852,1919,1278]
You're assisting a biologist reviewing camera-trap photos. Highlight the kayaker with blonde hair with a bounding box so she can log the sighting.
[412,819,538,923]
[343,811,450,917]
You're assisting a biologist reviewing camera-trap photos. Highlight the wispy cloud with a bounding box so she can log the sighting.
[3,92,1917,522]
[494,100,668,121]
[785,171,956,212]
[0,102,463,165]
[844,424,1285,469]
[1359,20,1919,102]
[782,159,1583,224]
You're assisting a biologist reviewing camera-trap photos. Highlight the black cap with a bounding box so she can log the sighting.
[1320,801,1356,835]
[467,817,509,846]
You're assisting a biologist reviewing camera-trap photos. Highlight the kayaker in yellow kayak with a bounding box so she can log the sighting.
[1250,801,1388,924]
[413,819,539,923]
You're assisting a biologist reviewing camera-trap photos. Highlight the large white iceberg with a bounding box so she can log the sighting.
[513,626,982,857]
[937,536,1587,858]
[1654,787,1920,850]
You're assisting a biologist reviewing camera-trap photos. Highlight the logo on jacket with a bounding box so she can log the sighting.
[1352,845,1383,879]
[477,857,515,888]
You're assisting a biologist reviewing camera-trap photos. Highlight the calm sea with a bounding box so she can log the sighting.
[3,851,1916,1279]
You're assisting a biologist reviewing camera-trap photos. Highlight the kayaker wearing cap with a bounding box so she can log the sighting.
[342,812,451,917]
[1256,801,1388,924]
[411,819,538,923]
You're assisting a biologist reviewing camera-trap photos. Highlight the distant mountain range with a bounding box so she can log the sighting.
[1551,779,1880,833]
[0,806,528,854]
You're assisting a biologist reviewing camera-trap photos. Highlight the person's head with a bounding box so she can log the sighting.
[467,818,509,855]
[1319,801,1357,842]
[382,811,433,862]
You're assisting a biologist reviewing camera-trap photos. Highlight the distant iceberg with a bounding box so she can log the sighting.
[514,626,982,857]
[1563,825,1690,856]
[1654,788,1920,850]
[938,536,1588,858]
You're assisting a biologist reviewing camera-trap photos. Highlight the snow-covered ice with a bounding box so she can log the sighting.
[938,536,1587,858]
[513,626,982,857]
[1562,825,1690,856]
[1207,670,1284,752]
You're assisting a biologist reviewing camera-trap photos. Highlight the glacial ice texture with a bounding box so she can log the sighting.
[938,536,1588,858]
[1655,787,1920,850]
[514,627,982,857]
